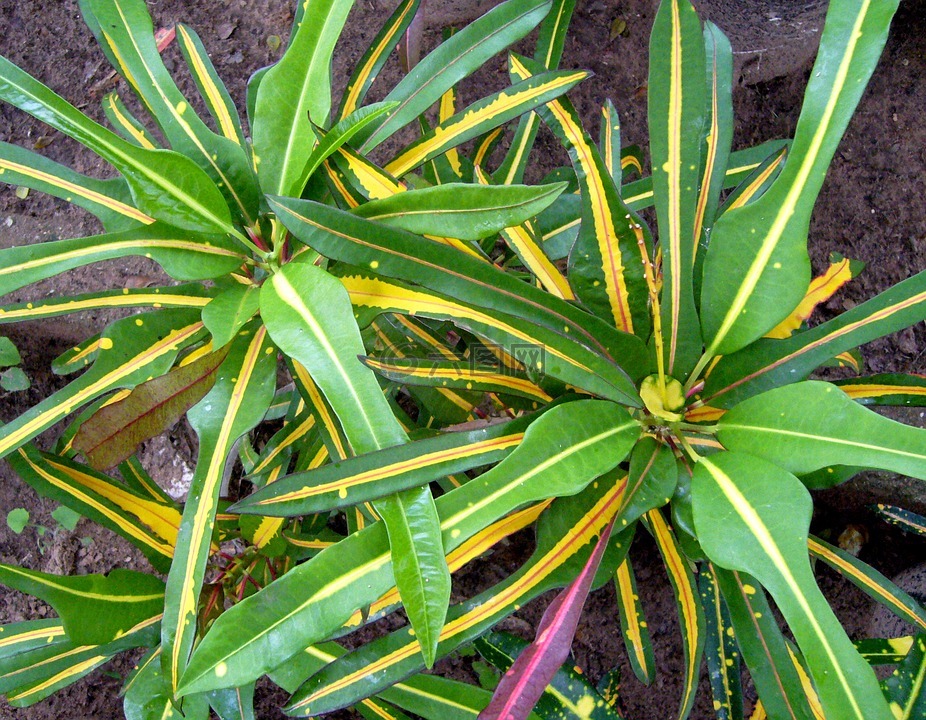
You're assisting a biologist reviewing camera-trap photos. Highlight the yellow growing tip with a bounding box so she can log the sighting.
[640,374,685,422]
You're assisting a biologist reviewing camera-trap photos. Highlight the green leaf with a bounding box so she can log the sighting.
[699,0,901,356]
[7,445,177,572]
[202,285,261,348]
[881,634,926,720]
[614,557,655,684]
[495,0,576,185]
[702,270,926,407]
[808,536,926,633]
[510,55,649,338]
[0,284,212,325]
[0,564,163,645]
[1,367,29,392]
[175,23,247,148]
[357,0,553,151]
[5,508,29,534]
[833,373,926,407]
[699,568,742,720]
[0,225,245,297]
[644,508,704,720]
[712,566,816,720]
[80,0,259,224]
[693,451,893,720]
[179,400,637,696]
[123,648,210,720]
[385,69,589,178]
[71,347,228,470]
[292,102,397,195]
[102,91,159,149]
[161,325,277,693]
[648,0,706,379]
[0,310,205,462]
[285,477,633,715]
[253,0,354,195]
[717,381,926,480]
[0,55,234,235]
[872,504,926,537]
[270,197,648,398]
[51,506,81,531]
[259,262,450,669]
[0,336,20,366]
[353,182,566,241]
[337,0,421,120]
[232,410,536,517]
[0,140,147,231]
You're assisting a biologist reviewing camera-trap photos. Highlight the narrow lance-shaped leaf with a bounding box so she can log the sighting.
[338,0,421,120]
[72,346,229,470]
[175,23,247,147]
[353,181,567,242]
[179,400,638,696]
[478,517,616,720]
[161,324,277,693]
[0,54,234,235]
[872,504,926,537]
[699,568,743,720]
[0,564,164,645]
[232,410,538,517]
[356,0,553,151]
[716,381,926,480]
[495,0,576,185]
[510,55,650,338]
[362,355,553,406]
[644,508,704,720]
[285,474,635,715]
[7,444,178,572]
[473,166,574,300]
[0,310,204,462]
[292,103,397,196]
[0,225,245,295]
[693,451,893,720]
[252,0,354,195]
[101,91,159,149]
[702,270,926,407]
[476,631,623,720]
[0,140,150,231]
[712,566,817,720]
[614,557,655,685]
[833,374,926,407]
[385,68,589,178]
[80,0,260,223]
[649,0,706,378]
[807,536,926,632]
[0,284,212,325]
[336,269,638,404]
[699,0,901,356]
[269,196,649,394]
[259,262,450,669]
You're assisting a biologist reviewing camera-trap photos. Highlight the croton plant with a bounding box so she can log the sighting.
[0,0,924,718]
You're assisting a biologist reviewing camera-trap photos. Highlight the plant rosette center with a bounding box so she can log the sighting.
[639,374,686,423]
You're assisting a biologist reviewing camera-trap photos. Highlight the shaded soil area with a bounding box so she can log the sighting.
[1,0,925,718]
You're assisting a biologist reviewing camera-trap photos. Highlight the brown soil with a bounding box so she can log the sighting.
[1,0,924,718]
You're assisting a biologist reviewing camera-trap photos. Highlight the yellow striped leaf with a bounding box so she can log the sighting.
[644,508,704,720]
[162,324,277,693]
[386,68,589,178]
[101,91,158,149]
[510,55,649,336]
[0,311,205,462]
[614,557,655,684]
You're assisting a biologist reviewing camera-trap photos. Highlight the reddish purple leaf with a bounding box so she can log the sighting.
[72,347,228,470]
[398,0,425,72]
[478,516,617,720]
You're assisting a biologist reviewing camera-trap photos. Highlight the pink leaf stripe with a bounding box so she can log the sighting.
[477,516,617,720]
